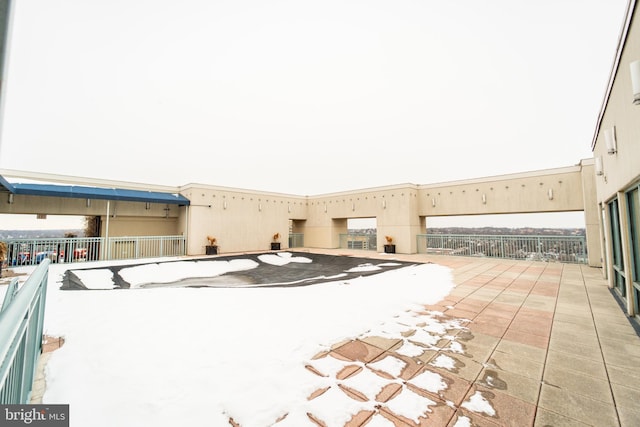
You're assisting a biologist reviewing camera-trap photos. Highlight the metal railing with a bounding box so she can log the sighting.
[2,237,102,266]
[106,236,185,260]
[0,259,49,403]
[417,233,587,264]
[1,235,186,266]
[288,233,304,248]
[1,278,19,313]
[339,233,377,251]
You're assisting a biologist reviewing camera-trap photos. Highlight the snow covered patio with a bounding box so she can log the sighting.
[23,249,640,426]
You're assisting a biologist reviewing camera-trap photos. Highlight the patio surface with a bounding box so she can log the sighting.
[29,248,640,426]
[274,248,640,427]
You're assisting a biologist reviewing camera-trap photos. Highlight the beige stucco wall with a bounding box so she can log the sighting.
[99,216,180,237]
[592,7,640,203]
[418,166,585,217]
[0,193,103,216]
[415,164,599,265]
[180,184,306,255]
[580,161,603,266]
[1,165,597,260]
[591,3,640,314]
[0,194,181,235]
[300,184,421,253]
[179,166,594,257]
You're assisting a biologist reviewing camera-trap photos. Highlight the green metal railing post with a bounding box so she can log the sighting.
[0,259,50,403]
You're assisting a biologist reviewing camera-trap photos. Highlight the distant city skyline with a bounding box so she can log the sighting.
[0,210,586,232]
[348,211,586,230]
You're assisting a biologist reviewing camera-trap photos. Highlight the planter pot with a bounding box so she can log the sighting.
[206,245,218,255]
[384,244,396,254]
[271,242,281,250]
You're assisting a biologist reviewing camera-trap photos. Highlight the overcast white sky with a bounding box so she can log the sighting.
[0,0,629,229]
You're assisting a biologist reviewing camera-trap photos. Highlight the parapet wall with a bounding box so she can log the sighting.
[0,162,600,265]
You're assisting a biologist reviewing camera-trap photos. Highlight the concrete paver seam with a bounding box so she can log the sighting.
[580,265,622,427]
[533,263,563,427]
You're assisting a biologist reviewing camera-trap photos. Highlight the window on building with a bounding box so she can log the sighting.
[626,187,640,315]
[609,199,626,297]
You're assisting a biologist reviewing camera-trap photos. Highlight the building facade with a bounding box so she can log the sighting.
[1,161,599,264]
[591,1,640,317]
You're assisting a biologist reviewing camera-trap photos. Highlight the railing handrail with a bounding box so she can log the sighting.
[108,234,184,241]
[0,278,19,313]
[418,233,586,239]
[0,259,50,403]
[1,235,186,265]
[417,232,587,264]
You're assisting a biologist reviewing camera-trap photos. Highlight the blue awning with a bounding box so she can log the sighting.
[0,175,15,193]
[0,178,190,205]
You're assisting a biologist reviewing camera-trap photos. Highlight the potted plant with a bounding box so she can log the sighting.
[383,235,396,254]
[271,233,281,251]
[206,236,218,255]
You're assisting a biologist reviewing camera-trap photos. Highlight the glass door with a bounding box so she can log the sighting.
[609,199,626,298]
[626,188,640,315]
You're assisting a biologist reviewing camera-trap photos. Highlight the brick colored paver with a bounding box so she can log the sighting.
[29,248,640,426]
[282,249,639,427]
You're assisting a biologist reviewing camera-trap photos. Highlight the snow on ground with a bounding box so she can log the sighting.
[0,281,8,301]
[25,254,456,426]
[257,252,313,266]
[461,391,496,416]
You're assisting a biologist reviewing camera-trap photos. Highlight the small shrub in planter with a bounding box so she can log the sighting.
[206,236,218,255]
[271,233,281,250]
[383,236,396,254]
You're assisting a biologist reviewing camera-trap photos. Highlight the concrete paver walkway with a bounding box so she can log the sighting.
[26,249,640,426]
[295,249,640,427]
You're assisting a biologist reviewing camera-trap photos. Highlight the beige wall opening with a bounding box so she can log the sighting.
[425,212,586,230]
[0,214,86,232]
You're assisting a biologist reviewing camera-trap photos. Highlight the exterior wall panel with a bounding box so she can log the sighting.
[592,3,640,314]
[99,216,179,237]
[180,185,306,255]
[418,168,585,217]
